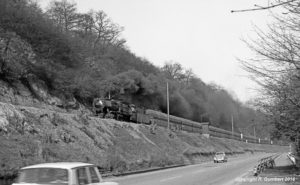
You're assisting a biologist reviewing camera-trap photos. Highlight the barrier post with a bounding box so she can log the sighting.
[202,122,210,138]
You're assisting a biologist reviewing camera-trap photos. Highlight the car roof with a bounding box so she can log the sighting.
[21,162,95,170]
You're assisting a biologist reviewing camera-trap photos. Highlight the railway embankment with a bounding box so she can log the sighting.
[0,99,288,182]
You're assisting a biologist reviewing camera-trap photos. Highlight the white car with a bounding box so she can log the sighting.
[12,162,118,185]
[213,152,228,163]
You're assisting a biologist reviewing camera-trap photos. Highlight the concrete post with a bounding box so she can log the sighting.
[201,122,210,138]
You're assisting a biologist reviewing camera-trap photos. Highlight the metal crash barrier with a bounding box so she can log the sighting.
[253,154,280,176]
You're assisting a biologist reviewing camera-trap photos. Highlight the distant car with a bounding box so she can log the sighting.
[12,162,118,185]
[213,152,228,163]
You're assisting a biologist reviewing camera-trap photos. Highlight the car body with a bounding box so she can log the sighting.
[12,162,118,185]
[213,152,228,163]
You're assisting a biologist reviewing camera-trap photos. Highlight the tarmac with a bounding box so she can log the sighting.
[236,153,300,185]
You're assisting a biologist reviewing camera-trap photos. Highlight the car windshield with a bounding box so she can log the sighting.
[17,168,68,185]
[216,152,225,156]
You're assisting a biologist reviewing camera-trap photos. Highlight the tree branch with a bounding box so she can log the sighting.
[231,0,297,13]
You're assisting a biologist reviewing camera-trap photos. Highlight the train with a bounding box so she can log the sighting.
[92,98,272,144]
[92,98,206,132]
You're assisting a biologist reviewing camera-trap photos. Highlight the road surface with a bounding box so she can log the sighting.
[107,153,272,185]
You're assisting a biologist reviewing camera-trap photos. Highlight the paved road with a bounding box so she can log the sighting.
[107,153,272,185]
[238,153,300,185]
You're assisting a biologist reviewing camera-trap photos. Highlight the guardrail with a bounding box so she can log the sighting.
[253,154,280,176]
[287,153,296,165]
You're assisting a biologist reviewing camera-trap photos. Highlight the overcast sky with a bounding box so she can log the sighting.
[39,0,277,102]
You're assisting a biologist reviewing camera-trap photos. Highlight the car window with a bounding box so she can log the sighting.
[89,167,100,183]
[17,168,68,185]
[76,168,88,185]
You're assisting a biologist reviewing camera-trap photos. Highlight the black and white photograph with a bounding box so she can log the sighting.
[0,0,299,185]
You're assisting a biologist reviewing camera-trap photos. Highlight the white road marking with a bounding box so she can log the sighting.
[160,175,182,182]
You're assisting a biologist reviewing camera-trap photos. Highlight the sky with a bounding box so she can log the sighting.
[38,0,277,102]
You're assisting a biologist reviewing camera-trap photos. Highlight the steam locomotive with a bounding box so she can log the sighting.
[92,98,152,124]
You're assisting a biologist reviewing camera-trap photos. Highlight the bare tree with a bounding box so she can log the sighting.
[46,0,78,32]
[88,10,125,48]
[161,62,195,85]
[75,13,94,36]
[241,3,300,140]
[46,1,125,48]
[184,68,194,85]
[161,62,184,80]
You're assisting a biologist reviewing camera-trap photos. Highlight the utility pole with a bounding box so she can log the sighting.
[231,115,234,133]
[254,126,256,138]
[167,82,170,131]
[231,115,234,139]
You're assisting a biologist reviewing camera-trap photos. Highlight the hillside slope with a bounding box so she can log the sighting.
[0,0,274,136]
[0,100,287,180]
